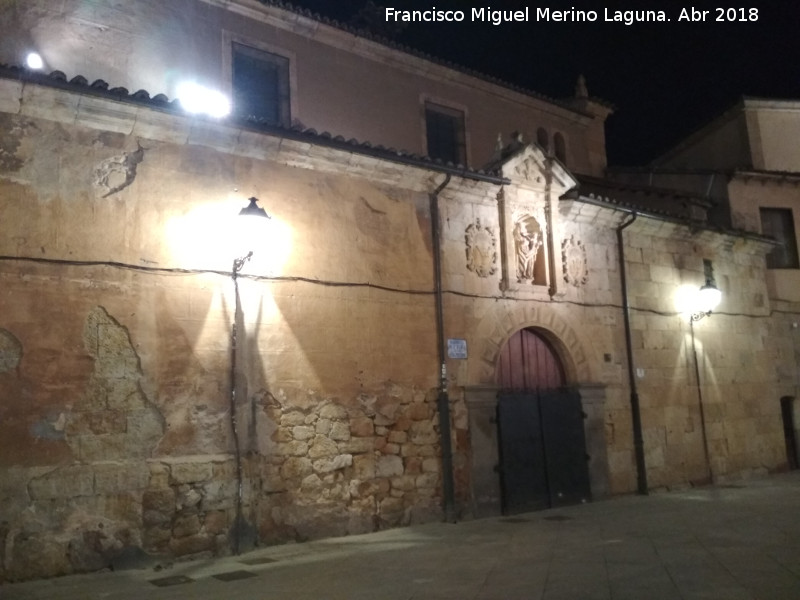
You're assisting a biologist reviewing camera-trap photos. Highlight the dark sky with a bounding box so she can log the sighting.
[285,0,800,166]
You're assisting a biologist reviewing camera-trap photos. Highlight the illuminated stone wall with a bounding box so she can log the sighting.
[0,78,796,582]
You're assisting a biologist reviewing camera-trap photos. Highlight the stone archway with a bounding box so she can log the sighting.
[464,305,610,517]
[495,327,567,391]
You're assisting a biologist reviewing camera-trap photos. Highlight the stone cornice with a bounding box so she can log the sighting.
[0,75,507,196]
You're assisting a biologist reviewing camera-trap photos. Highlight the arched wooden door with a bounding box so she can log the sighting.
[495,328,565,391]
[494,328,590,514]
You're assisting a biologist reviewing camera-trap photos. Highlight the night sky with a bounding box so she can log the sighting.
[285,0,800,166]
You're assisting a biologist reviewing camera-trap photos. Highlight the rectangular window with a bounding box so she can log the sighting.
[425,102,466,166]
[232,43,290,126]
[760,207,800,269]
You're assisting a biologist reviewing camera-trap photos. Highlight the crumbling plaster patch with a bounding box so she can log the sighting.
[64,306,165,460]
[92,142,145,198]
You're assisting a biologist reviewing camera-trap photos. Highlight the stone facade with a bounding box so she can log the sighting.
[0,1,797,583]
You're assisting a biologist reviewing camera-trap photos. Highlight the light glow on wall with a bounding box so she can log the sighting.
[165,198,293,277]
[176,82,231,118]
[674,284,702,317]
[674,283,721,320]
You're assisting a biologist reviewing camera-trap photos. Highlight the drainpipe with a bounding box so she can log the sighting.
[430,174,457,523]
[616,214,649,495]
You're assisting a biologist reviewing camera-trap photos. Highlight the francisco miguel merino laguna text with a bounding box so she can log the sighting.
[385,7,671,26]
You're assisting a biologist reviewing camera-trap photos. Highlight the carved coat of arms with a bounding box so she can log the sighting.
[562,235,588,286]
[465,220,497,278]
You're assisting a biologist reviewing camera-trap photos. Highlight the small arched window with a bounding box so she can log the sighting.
[536,127,549,152]
[554,132,567,164]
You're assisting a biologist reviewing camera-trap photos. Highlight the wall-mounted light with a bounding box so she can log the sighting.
[691,259,721,321]
[176,81,231,118]
[233,197,271,275]
[25,52,43,70]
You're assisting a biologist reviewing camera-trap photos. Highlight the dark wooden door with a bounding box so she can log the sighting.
[497,392,549,514]
[539,388,592,508]
[495,329,590,514]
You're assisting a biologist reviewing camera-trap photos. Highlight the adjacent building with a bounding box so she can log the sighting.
[0,0,796,581]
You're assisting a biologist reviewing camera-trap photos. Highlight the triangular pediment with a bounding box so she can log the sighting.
[497,144,577,194]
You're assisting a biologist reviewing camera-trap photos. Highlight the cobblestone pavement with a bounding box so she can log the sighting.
[4,472,800,599]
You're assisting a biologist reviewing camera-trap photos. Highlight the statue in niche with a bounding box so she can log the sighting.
[513,216,543,283]
[465,219,497,278]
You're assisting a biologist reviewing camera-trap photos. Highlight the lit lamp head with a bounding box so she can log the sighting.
[238,197,270,219]
[232,197,271,276]
[691,260,722,321]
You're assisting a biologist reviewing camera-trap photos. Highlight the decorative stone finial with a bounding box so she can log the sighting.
[493,132,504,159]
[575,74,588,99]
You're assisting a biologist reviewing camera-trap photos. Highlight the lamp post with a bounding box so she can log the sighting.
[230,196,270,554]
[689,259,722,484]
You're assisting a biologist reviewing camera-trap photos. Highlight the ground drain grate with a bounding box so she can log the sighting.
[500,517,531,523]
[240,556,279,565]
[544,515,572,522]
[212,570,258,582]
[149,575,194,587]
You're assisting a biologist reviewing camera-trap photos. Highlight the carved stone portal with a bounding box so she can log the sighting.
[513,215,543,283]
[562,234,589,287]
[465,219,497,278]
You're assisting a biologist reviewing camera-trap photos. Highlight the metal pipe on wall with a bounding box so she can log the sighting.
[616,213,649,495]
[430,174,457,523]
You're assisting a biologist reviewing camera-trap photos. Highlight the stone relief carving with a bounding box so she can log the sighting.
[562,234,589,286]
[465,219,497,277]
[513,215,543,283]
[513,157,543,184]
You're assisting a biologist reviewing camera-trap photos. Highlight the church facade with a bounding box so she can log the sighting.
[0,0,795,581]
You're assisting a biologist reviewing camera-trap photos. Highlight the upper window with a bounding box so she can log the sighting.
[536,127,549,152]
[760,207,799,269]
[553,132,567,164]
[425,102,466,166]
[232,42,290,126]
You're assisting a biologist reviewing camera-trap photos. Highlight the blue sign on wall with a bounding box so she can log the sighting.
[447,338,468,359]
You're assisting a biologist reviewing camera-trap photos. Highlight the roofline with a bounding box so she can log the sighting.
[650,97,745,166]
[611,166,800,182]
[0,64,510,186]
[562,189,777,246]
[576,174,715,209]
[651,95,800,167]
[732,169,800,182]
[740,96,800,111]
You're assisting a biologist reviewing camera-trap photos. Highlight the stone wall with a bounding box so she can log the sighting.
[0,86,456,580]
[1,80,798,581]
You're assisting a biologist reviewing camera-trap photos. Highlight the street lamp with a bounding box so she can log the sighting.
[690,259,721,322]
[233,197,271,276]
[230,196,270,554]
[688,259,721,484]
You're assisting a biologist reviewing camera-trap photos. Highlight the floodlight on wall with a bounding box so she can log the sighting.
[176,82,231,118]
[25,52,43,70]
[690,260,722,322]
